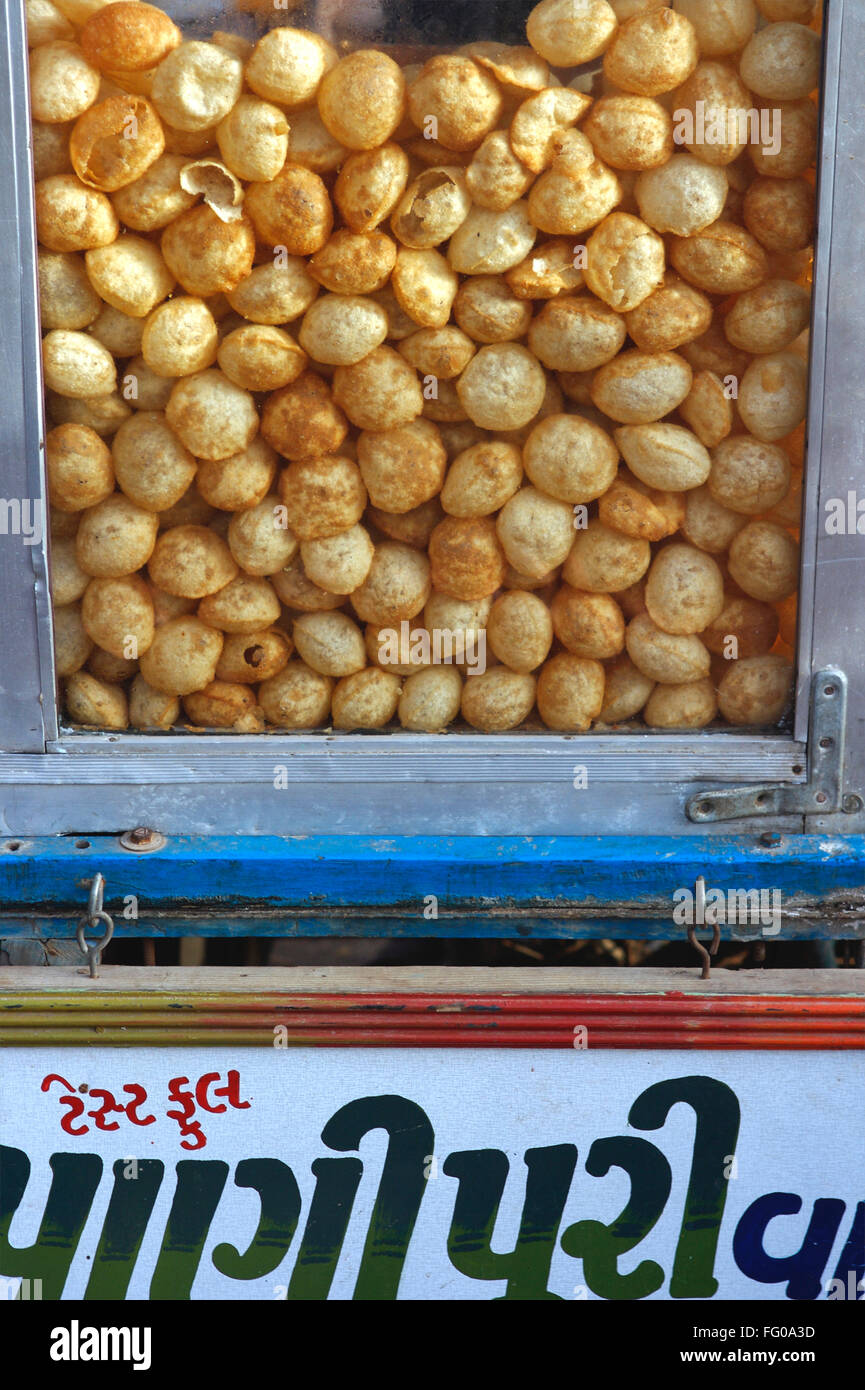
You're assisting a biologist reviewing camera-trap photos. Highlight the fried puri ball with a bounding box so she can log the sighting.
[737,352,807,443]
[245,26,336,108]
[728,521,799,601]
[598,471,683,543]
[227,258,319,326]
[529,295,626,372]
[151,40,243,132]
[30,41,100,124]
[139,615,223,695]
[644,542,724,635]
[148,524,237,599]
[428,516,506,601]
[261,372,348,461]
[644,678,717,728]
[46,423,114,510]
[625,274,713,353]
[351,542,431,624]
[334,143,410,234]
[112,412,196,512]
[298,294,389,366]
[36,174,119,251]
[526,0,617,65]
[456,343,547,430]
[216,95,289,182]
[584,213,666,312]
[670,222,769,295]
[625,611,710,683]
[244,163,333,255]
[398,666,463,731]
[563,519,651,593]
[462,668,537,731]
[551,586,625,660]
[332,347,422,431]
[583,94,673,172]
[227,495,298,576]
[598,654,655,723]
[64,669,128,728]
[681,484,746,554]
[271,555,344,612]
[54,602,93,676]
[215,627,292,685]
[357,419,447,513]
[717,654,794,726]
[465,132,533,212]
[523,414,619,503]
[615,422,712,491]
[739,22,821,101]
[197,574,281,633]
[497,487,575,579]
[217,325,307,393]
[536,653,605,731]
[301,524,375,595]
[165,369,258,462]
[310,230,397,295]
[703,596,780,660]
[278,455,366,540]
[318,50,406,151]
[709,435,792,514]
[291,610,366,677]
[487,590,553,672]
[590,349,693,424]
[42,328,116,398]
[141,296,218,376]
[182,681,258,729]
[257,660,334,728]
[440,440,523,517]
[81,572,154,658]
[129,674,179,729]
[407,55,503,153]
[603,8,698,95]
[161,205,256,296]
[331,667,401,729]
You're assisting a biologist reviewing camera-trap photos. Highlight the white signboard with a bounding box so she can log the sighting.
[1,1048,862,1301]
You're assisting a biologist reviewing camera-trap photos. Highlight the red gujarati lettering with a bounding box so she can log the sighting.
[195,1070,251,1114]
[40,1074,88,1137]
[166,1076,206,1151]
[123,1083,156,1126]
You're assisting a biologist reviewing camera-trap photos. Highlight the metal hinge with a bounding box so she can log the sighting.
[687,669,860,823]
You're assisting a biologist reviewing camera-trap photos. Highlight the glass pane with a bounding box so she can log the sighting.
[30,0,822,736]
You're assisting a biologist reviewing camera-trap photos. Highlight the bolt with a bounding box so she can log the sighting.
[129,826,152,844]
[760,832,781,847]
[842,795,863,815]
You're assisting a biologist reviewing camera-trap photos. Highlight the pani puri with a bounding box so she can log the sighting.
[635,155,728,236]
[407,56,503,153]
[672,61,754,166]
[603,8,699,95]
[197,574,281,633]
[456,343,547,430]
[749,98,818,179]
[129,673,179,729]
[598,471,684,541]
[709,435,792,513]
[487,590,553,672]
[30,41,100,124]
[112,412,196,512]
[703,595,779,658]
[47,389,131,436]
[166,369,258,461]
[590,349,693,423]
[300,524,375,595]
[110,152,196,230]
[309,231,397,296]
[669,221,769,295]
[398,666,463,731]
[151,40,243,132]
[398,327,475,380]
[505,239,586,300]
[42,329,116,398]
[465,131,534,212]
[257,660,333,728]
[245,27,336,108]
[526,0,617,66]
[357,419,446,513]
[644,541,724,633]
[226,496,298,577]
[138,615,223,695]
[391,248,459,329]
[227,260,318,327]
[497,487,576,579]
[756,0,817,18]
[35,174,119,251]
[262,373,348,461]
[462,668,537,731]
[318,50,406,151]
[453,276,531,344]
[717,653,793,725]
[598,654,655,723]
[726,280,811,358]
[298,294,389,367]
[727,520,799,600]
[441,440,523,517]
[27,0,74,48]
[739,22,821,101]
[644,678,717,727]
[70,94,164,191]
[278,455,365,541]
[270,555,344,612]
[285,106,348,174]
[672,0,757,57]
[334,143,410,234]
[563,518,651,592]
[215,95,289,183]
[80,2,180,71]
[679,370,733,448]
[141,296,218,376]
[89,303,144,356]
[76,493,159,577]
[217,325,307,393]
[331,667,401,729]
[583,94,674,172]
[161,204,256,295]
[46,422,114,512]
[368,499,444,549]
[51,534,91,605]
[243,164,333,255]
[681,484,746,552]
[148,523,237,598]
[536,653,604,731]
[524,414,619,503]
[215,628,291,685]
[64,669,128,727]
[743,177,815,254]
[551,586,625,659]
[737,352,808,442]
[527,161,622,239]
[350,541,431,624]
[447,202,537,276]
[56,610,93,682]
[81,572,154,657]
[583,213,666,312]
[87,648,138,684]
[509,88,593,174]
[528,295,626,372]
[32,119,74,180]
[428,516,506,600]
[182,681,257,728]
[292,610,366,676]
[625,611,711,681]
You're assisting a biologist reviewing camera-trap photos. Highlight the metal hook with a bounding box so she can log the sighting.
[76,872,114,979]
[686,875,721,980]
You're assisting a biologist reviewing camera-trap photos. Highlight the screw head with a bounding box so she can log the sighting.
[842,795,863,815]
[760,832,781,847]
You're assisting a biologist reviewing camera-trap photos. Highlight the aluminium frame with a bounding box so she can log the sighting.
[0,0,862,840]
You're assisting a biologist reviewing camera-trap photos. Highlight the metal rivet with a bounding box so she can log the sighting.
[842,795,863,814]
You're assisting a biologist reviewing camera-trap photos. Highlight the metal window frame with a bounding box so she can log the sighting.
[0,0,862,839]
